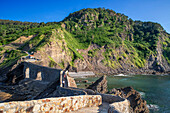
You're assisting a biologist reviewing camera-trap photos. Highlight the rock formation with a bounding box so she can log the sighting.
[86,75,108,93]
[109,86,149,113]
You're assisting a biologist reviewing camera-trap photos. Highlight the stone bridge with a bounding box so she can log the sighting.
[23,62,62,82]
[5,62,62,84]
[5,62,77,88]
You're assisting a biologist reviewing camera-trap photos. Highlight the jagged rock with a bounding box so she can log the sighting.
[0,78,49,101]
[109,86,149,113]
[87,75,107,93]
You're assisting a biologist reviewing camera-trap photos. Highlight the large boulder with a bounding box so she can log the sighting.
[109,86,149,113]
[87,75,107,93]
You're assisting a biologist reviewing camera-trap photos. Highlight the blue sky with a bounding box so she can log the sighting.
[1,0,170,33]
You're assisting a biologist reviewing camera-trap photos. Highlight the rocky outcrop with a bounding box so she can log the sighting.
[86,75,107,93]
[33,30,72,69]
[109,86,149,113]
[0,78,49,101]
[86,76,148,113]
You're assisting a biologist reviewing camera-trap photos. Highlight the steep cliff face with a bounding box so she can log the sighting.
[0,8,169,74]
[33,29,72,69]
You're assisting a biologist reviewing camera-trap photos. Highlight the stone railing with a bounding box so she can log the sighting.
[98,93,130,113]
[0,95,102,113]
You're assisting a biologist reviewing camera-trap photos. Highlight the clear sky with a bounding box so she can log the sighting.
[1,0,170,33]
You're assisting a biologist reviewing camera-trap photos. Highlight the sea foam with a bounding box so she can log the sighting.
[147,104,159,111]
[114,74,128,77]
[139,91,145,98]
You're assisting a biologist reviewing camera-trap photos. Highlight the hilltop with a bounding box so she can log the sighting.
[0,8,170,75]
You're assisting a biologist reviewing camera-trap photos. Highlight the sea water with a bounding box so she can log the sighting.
[76,74,170,113]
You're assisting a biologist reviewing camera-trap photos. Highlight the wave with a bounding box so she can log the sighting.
[147,104,159,111]
[160,74,170,76]
[139,91,145,98]
[114,74,128,77]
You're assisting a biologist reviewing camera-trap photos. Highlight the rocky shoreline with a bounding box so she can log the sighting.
[85,75,149,113]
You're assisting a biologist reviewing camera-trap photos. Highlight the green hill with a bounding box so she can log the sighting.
[0,8,169,74]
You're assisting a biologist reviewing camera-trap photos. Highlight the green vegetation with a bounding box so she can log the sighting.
[88,49,99,57]
[0,8,169,70]
[62,8,170,68]
[0,50,26,69]
[163,38,170,64]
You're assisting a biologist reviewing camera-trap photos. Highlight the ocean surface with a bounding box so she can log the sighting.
[75,74,170,113]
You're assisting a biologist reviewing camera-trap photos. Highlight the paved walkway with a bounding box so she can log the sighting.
[69,102,109,113]
[68,71,95,78]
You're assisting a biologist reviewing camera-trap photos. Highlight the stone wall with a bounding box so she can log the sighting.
[98,93,125,103]
[5,62,62,84]
[0,95,102,113]
[23,62,62,82]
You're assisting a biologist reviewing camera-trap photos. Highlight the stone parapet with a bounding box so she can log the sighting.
[0,95,102,113]
[98,93,125,103]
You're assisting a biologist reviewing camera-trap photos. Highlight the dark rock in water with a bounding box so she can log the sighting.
[152,72,156,74]
[85,84,89,87]
[86,75,107,93]
[82,80,88,83]
[109,86,149,113]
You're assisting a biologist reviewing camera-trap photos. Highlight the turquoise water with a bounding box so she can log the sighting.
[76,75,170,113]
